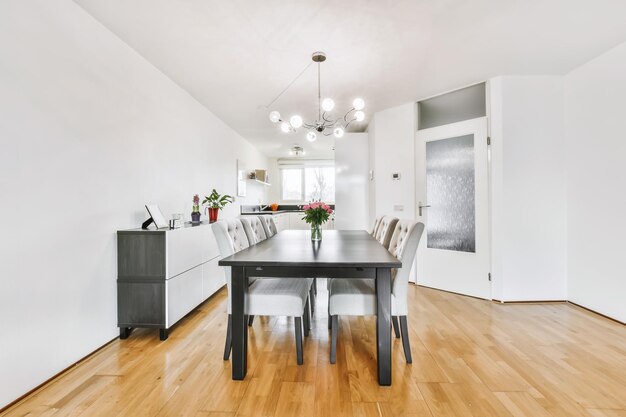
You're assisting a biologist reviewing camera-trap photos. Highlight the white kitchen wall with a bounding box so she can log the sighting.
[564,41,626,323]
[334,133,369,230]
[489,76,568,301]
[0,0,267,408]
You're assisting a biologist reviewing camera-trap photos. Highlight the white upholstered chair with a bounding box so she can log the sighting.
[374,215,399,249]
[326,215,398,327]
[242,215,316,320]
[212,219,313,365]
[240,216,268,244]
[369,215,383,236]
[328,219,424,364]
[259,215,278,237]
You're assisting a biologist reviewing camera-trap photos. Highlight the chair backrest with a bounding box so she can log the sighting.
[259,215,278,237]
[240,216,268,244]
[387,220,425,314]
[374,216,399,249]
[369,216,383,236]
[211,219,250,313]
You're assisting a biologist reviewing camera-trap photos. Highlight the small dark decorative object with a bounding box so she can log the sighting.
[191,194,201,223]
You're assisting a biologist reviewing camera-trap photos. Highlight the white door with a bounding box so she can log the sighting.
[415,117,491,299]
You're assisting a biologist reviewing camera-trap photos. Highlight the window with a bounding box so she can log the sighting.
[304,167,335,202]
[281,169,302,200]
[280,163,335,203]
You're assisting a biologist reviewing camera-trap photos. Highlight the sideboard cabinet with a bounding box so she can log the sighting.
[117,222,223,340]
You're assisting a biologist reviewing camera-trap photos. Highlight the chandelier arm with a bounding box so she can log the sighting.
[343,108,356,122]
[322,112,336,124]
[344,118,357,130]
[322,130,333,136]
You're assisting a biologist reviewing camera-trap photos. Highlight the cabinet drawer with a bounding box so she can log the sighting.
[167,226,212,278]
[203,258,225,300]
[166,265,203,327]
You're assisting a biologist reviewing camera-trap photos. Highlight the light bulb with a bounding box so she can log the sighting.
[322,98,335,112]
[306,131,317,142]
[333,127,344,138]
[269,110,281,123]
[355,110,365,122]
[290,115,303,128]
[352,98,365,110]
[281,122,291,133]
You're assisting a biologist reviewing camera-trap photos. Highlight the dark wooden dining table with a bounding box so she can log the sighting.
[218,229,402,386]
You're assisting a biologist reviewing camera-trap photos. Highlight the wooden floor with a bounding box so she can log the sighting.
[3,282,626,417]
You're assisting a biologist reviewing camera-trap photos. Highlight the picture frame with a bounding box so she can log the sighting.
[237,159,247,197]
[144,204,168,229]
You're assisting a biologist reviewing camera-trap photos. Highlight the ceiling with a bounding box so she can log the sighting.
[74,0,626,158]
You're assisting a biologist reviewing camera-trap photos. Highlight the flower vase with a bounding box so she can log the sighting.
[191,211,201,222]
[311,223,322,241]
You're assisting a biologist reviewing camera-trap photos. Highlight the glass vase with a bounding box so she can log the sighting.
[311,223,322,241]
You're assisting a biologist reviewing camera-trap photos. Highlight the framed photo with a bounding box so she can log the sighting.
[237,159,247,197]
[145,204,168,229]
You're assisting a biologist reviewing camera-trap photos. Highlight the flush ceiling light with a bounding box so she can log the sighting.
[267,51,366,140]
[289,145,306,157]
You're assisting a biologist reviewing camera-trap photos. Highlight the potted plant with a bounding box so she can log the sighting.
[203,189,234,223]
[191,194,201,223]
[302,202,333,241]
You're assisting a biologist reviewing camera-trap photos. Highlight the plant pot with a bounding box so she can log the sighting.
[311,224,322,241]
[191,212,201,222]
[208,207,219,223]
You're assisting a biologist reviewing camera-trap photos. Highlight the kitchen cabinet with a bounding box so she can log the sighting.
[288,212,308,230]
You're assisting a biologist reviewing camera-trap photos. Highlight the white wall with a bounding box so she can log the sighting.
[370,103,417,219]
[334,133,369,230]
[489,76,568,301]
[0,0,267,408]
[564,41,626,323]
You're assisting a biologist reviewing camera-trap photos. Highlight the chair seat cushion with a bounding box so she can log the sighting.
[248,278,313,316]
[329,278,399,316]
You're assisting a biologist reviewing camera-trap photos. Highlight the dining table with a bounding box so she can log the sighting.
[218,229,402,386]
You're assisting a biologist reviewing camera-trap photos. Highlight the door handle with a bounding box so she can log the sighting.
[418,202,431,217]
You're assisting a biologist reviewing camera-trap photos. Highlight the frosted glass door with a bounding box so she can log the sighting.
[426,134,476,253]
[415,117,491,299]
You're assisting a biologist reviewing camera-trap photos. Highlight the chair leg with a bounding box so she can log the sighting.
[399,316,412,364]
[248,315,255,327]
[328,303,332,329]
[309,286,315,313]
[223,314,232,360]
[303,298,311,336]
[330,315,338,364]
[313,277,318,295]
[295,317,304,365]
[392,316,400,338]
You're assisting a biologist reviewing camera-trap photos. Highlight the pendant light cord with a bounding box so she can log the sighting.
[264,61,313,109]
[318,62,321,121]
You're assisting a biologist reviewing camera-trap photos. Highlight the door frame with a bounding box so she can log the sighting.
[414,116,492,300]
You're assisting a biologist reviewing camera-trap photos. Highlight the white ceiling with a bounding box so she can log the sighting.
[74,0,626,158]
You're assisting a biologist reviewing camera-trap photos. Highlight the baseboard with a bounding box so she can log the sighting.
[415,284,491,301]
[0,336,119,414]
[492,299,566,304]
[414,284,623,325]
[567,301,625,326]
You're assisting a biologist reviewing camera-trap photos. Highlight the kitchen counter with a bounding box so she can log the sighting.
[240,210,303,215]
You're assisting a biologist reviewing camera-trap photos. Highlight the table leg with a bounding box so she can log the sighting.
[231,266,248,380]
[375,267,392,385]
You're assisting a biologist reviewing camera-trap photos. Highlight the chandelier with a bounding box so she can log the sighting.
[268,51,365,142]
